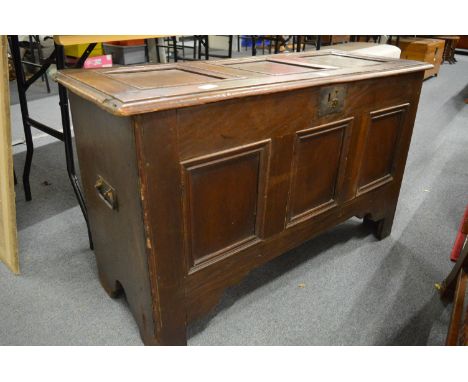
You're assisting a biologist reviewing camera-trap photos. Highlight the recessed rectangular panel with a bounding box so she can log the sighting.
[357,105,408,194]
[182,142,269,268]
[108,68,224,89]
[288,119,352,224]
[300,54,381,67]
[225,60,320,75]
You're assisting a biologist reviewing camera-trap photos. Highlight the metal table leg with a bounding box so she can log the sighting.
[8,35,34,201]
[55,44,93,249]
[8,35,93,249]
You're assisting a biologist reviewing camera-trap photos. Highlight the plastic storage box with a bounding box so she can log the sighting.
[64,43,103,58]
[102,43,147,65]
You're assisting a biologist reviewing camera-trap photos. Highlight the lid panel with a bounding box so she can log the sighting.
[107,68,226,89]
[299,54,381,67]
[55,50,432,116]
[224,60,324,75]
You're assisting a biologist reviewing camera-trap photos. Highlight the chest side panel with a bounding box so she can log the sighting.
[68,94,156,341]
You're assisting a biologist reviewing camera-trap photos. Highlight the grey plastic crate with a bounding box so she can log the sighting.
[102,43,147,65]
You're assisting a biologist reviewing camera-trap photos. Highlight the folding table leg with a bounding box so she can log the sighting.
[8,35,33,201]
[55,44,94,249]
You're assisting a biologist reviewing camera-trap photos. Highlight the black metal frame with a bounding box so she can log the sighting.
[8,35,94,248]
[156,36,210,62]
[21,35,51,93]
[242,35,322,56]
[248,36,282,56]
[386,35,401,47]
[293,35,322,52]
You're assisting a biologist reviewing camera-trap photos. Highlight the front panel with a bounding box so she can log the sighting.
[181,141,270,271]
[287,118,353,226]
[176,77,417,279]
[357,104,409,195]
[174,73,422,321]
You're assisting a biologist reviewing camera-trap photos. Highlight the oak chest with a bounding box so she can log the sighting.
[57,51,430,345]
[395,37,445,79]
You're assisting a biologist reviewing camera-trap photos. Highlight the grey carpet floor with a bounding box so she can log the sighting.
[1,54,468,345]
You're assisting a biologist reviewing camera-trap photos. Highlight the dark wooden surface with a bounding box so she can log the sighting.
[457,36,468,50]
[60,51,429,345]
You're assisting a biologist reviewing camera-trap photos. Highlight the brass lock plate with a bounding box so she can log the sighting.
[319,85,347,116]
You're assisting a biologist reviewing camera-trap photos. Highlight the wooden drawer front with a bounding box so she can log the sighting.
[181,140,270,271]
[357,104,409,195]
[286,118,353,226]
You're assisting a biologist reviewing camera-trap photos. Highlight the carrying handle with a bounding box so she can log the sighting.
[94,175,118,210]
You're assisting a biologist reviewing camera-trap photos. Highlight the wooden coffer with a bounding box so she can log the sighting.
[57,51,430,345]
[394,37,445,79]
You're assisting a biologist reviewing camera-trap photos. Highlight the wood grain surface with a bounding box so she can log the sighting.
[56,50,432,116]
[0,36,19,274]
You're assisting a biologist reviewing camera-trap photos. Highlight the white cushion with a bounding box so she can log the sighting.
[323,42,401,59]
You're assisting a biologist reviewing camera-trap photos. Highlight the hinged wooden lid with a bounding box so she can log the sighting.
[55,50,432,116]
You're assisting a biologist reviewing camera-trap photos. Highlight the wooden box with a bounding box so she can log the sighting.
[56,51,430,345]
[395,37,445,79]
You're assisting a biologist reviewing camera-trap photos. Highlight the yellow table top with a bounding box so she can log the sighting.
[53,35,168,46]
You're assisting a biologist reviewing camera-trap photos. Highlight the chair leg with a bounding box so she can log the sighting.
[193,37,197,60]
[155,38,161,63]
[204,35,209,60]
[171,36,178,62]
[181,38,185,61]
[198,36,202,59]
[227,35,233,58]
[166,38,170,62]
